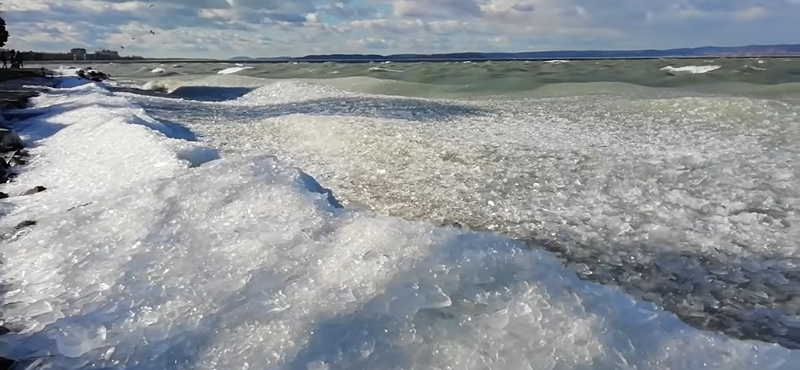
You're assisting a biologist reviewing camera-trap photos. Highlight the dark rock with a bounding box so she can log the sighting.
[0,192,7,199]
[0,128,23,153]
[0,158,8,184]
[13,220,36,231]
[2,171,16,183]
[0,326,9,335]
[0,220,37,242]
[6,149,29,166]
[10,156,26,166]
[67,202,93,211]
[77,69,110,82]
[88,72,109,82]
[21,186,46,196]
[0,357,15,370]
[441,220,467,230]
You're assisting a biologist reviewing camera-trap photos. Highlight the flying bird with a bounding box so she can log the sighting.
[150,30,156,35]
[149,4,154,8]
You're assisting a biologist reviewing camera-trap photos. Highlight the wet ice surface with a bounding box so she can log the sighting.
[131,79,800,349]
[1,79,800,370]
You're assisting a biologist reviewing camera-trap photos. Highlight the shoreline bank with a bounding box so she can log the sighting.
[0,69,53,109]
[0,68,56,186]
[0,68,58,370]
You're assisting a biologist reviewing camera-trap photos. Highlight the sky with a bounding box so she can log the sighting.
[2,0,799,59]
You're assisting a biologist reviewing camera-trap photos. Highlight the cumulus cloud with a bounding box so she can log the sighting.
[511,3,534,12]
[1,0,798,58]
[735,6,769,20]
[334,18,424,34]
[346,37,396,50]
[393,0,482,17]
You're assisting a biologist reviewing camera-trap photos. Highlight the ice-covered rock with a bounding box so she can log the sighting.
[20,185,46,196]
[0,128,24,153]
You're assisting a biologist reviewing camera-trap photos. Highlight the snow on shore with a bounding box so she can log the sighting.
[0,77,797,369]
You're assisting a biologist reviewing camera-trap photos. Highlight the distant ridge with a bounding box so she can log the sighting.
[230,44,800,62]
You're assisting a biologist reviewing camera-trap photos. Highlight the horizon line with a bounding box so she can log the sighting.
[230,42,800,60]
[20,42,800,62]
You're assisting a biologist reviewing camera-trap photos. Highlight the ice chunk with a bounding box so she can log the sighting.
[55,324,106,358]
[24,300,54,317]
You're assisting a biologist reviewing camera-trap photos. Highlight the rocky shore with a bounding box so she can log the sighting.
[0,69,56,189]
[0,67,110,184]
[0,68,58,370]
[0,69,48,370]
[0,66,116,369]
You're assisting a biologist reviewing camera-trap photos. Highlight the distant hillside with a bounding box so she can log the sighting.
[231,44,800,62]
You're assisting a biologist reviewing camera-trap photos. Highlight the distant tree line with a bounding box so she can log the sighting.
[21,52,144,61]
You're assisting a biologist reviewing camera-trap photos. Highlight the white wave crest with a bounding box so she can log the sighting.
[141,79,183,93]
[229,80,350,105]
[368,66,404,73]
[218,66,253,75]
[661,65,722,74]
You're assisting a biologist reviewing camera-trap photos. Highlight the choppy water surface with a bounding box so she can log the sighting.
[55,57,800,99]
[36,58,800,348]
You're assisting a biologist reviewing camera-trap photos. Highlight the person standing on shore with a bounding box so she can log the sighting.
[15,51,23,68]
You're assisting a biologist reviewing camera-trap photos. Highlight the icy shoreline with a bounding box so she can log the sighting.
[0,74,798,369]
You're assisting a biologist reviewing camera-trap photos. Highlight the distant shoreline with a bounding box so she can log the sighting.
[19,43,800,64]
[27,55,800,65]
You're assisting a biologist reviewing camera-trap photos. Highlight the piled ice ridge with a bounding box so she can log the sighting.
[154,79,799,348]
[0,77,798,370]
